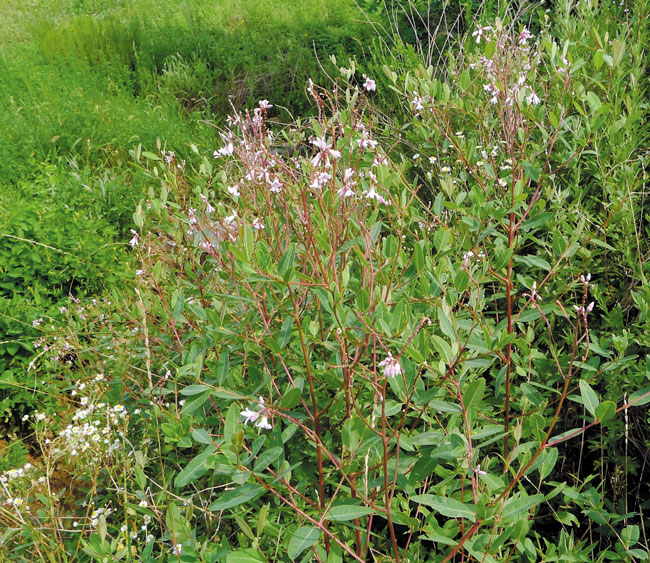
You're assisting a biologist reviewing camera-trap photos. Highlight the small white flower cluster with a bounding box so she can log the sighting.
[55,401,129,463]
[240,396,272,430]
[0,462,35,485]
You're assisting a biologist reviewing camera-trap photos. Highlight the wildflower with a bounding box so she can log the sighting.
[171,544,183,556]
[378,354,402,378]
[32,318,43,327]
[310,171,331,189]
[129,230,139,247]
[227,184,240,198]
[214,141,234,158]
[526,91,541,105]
[256,416,272,430]
[440,166,451,173]
[311,137,342,167]
[258,99,273,110]
[471,25,492,44]
[412,153,420,160]
[252,217,265,230]
[263,173,283,193]
[364,186,388,205]
[362,75,376,92]
[139,500,148,508]
[135,269,144,276]
[530,282,541,302]
[240,407,261,425]
[462,250,485,268]
[411,93,424,111]
[475,465,487,476]
[241,396,272,430]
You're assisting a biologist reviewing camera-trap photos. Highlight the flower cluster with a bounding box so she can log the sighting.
[52,400,129,465]
[379,354,402,379]
[241,396,272,430]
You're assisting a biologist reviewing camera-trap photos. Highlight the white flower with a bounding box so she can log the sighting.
[362,75,376,92]
[258,99,273,110]
[364,187,388,205]
[526,91,541,105]
[378,354,402,378]
[256,416,272,430]
[240,408,260,425]
[440,166,451,173]
[227,184,240,198]
[252,217,265,230]
[129,230,139,247]
[310,171,331,189]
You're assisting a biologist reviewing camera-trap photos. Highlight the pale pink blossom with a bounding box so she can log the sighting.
[378,354,402,378]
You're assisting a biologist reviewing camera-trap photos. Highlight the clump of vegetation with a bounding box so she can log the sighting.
[1,0,649,561]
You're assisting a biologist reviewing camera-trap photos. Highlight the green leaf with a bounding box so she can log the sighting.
[501,493,544,521]
[216,351,230,385]
[191,429,212,445]
[287,526,320,559]
[595,400,616,422]
[209,484,264,511]
[278,317,293,349]
[410,495,476,520]
[278,244,296,279]
[174,445,217,488]
[225,549,266,563]
[254,447,283,473]
[628,387,650,407]
[579,379,599,417]
[224,403,239,445]
[485,40,496,59]
[326,505,374,521]
[180,385,210,396]
[463,378,485,410]
[431,335,453,365]
[243,225,254,261]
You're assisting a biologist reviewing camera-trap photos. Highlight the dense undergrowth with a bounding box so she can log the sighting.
[1,0,650,561]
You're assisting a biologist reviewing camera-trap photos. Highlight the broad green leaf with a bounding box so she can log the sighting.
[278,243,296,279]
[595,400,616,422]
[628,387,650,407]
[209,484,264,511]
[191,429,212,445]
[254,447,283,473]
[226,549,266,563]
[174,445,216,488]
[501,493,543,521]
[431,335,452,365]
[538,447,558,480]
[326,505,374,521]
[181,385,210,396]
[579,379,599,417]
[278,316,293,349]
[225,403,239,445]
[463,378,485,410]
[411,495,476,520]
[287,526,320,559]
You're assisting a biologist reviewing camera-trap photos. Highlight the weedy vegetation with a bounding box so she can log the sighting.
[1,0,650,561]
